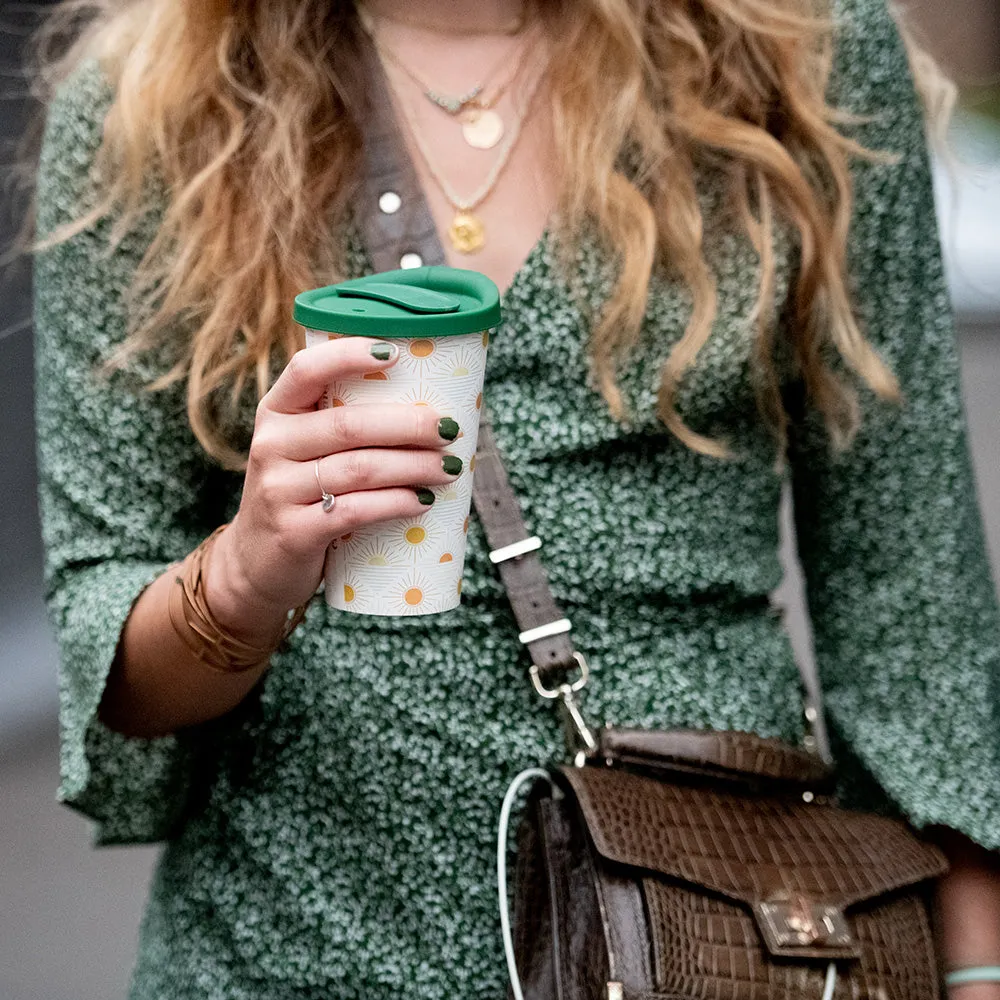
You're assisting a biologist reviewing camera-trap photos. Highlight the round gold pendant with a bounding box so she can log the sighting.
[449,211,486,254]
[461,108,504,150]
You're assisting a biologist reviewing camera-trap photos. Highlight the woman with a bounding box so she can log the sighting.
[33,0,1000,995]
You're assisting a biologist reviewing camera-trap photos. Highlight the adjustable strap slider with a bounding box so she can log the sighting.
[489,536,542,565]
[518,618,572,645]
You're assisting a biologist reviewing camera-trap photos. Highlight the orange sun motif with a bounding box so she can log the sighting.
[386,570,446,614]
[409,339,435,358]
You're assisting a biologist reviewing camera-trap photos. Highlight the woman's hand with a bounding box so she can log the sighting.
[205,336,463,643]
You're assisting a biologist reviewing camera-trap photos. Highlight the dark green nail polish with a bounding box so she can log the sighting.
[414,488,436,506]
[442,455,463,476]
[438,417,460,441]
[370,342,396,361]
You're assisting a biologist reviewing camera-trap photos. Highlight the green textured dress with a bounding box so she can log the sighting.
[35,1,1000,996]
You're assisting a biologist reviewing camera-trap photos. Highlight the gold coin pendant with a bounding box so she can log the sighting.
[449,211,486,254]
[461,108,504,150]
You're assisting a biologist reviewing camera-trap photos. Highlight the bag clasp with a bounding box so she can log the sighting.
[753,894,860,960]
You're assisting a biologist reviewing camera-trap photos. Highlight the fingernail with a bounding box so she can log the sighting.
[442,455,463,476]
[438,417,460,441]
[370,342,398,362]
[414,488,436,506]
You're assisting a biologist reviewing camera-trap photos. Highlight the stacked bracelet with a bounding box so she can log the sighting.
[946,968,1000,988]
[167,524,309,674]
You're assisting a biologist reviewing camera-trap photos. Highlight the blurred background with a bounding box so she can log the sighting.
[1,1,999,998]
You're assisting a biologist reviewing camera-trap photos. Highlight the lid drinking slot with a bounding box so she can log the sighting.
[336,283,462,314]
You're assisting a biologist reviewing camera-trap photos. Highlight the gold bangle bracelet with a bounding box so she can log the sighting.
[167,525,309,674]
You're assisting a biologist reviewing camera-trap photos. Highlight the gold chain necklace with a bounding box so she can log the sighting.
[375,37,534,149]
[384,60,545,254]
[359,4,533,150]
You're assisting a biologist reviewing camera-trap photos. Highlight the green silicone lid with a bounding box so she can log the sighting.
[293,266,501,337]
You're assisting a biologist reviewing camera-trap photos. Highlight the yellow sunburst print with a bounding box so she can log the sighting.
[408,339,435,359]
[337,571,373,612]
[324,383,365,408]
[401,337,441,378]
[386,570,447,615]
[352,536,400,568]
[398,383,451,413]
[446,345,481,379]
[391,516,442,561]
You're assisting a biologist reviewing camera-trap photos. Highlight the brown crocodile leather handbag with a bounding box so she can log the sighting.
[472,411,948,1000]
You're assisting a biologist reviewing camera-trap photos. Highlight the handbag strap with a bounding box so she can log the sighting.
[472,408,580,686]
[471,408,827,759]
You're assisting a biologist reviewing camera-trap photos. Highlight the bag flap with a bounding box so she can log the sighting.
[558,764,947,911]
[598,728,835,792]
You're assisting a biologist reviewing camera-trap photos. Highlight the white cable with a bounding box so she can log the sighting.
[822,962,838,1000]
[497,768,553,1000]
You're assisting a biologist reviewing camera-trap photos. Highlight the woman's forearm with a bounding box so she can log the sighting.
[99,534,294,739]
[933,827,1000,999]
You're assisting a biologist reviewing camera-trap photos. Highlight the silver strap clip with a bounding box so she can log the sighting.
[529,652,597,756]
[489,536,542,564]
[518,618,572,646]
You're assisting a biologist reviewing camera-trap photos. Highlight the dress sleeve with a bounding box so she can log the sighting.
[788,0,1000,849]
[35,63,228,845]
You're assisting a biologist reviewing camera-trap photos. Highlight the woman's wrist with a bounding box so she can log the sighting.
[946,981,1000,1000]
[931,827,1000,999]
[202,520,301,648]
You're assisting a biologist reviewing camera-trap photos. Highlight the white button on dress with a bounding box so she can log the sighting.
[379,191,402,215]
[399,253,423,269]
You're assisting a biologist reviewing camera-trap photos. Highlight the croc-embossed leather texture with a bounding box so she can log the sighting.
[509,730,947,1000]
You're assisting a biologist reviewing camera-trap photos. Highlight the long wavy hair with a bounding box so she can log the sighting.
[36,0,908,469]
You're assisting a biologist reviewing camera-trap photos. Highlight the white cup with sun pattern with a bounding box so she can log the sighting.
[295,267,501,616]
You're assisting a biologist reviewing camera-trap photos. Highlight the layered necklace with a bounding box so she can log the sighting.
[358,4,546,255]
[374,32,535,151]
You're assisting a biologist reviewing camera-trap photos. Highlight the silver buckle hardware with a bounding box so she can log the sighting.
[489,536,542,564]
[753,895,859,960]
[530,652,598,756]
[518,618,572,646]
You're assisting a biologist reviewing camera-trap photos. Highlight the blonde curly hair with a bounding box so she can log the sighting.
[35,0,931,468]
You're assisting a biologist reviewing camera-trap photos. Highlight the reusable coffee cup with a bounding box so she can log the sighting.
[294,267,501,616]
